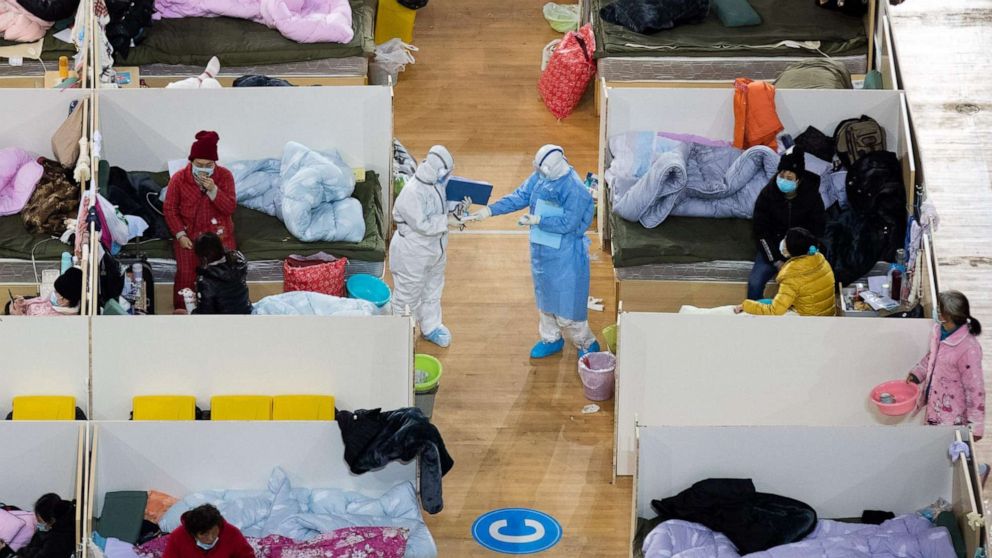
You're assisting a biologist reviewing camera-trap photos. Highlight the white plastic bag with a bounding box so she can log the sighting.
[369,39,418,85]
[543,3,579,33]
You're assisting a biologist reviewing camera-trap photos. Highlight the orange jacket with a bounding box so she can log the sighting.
[733,78,783,150]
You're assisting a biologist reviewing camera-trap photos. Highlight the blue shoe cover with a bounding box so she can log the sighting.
[423,325,451,348]
[577,340,601,360]
[530,338,565,358]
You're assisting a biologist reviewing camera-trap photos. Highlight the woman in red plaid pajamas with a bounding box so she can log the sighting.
[163,131,237,310]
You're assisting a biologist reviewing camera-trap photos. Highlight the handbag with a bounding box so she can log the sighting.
[282,253,348,296]
[538,24,597,120]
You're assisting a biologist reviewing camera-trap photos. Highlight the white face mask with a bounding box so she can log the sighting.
[196,538,218,550]
[779,239,790,259]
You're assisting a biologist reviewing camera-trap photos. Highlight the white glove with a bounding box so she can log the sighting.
[466,206,491,222]
[518,213,541,227]
[447,213,465,231]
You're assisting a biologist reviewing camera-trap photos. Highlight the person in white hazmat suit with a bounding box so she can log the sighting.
[389,145,462,348]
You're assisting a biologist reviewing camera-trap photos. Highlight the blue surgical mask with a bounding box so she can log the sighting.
[776,176,798,194]
[36,522,50,532]
[49,292,60,307]
[196,539,217,551]
[193,165,215,178]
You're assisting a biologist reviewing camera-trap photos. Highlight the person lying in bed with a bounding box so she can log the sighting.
[0,494,76,558]
[734,228,836,317]
[748,148,826,301]
[3,268,82,316]
[163,504,252,558]
[190,232,253,315]
[164,131,237,312]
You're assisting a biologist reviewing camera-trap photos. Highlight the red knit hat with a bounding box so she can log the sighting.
[188,130,220,161]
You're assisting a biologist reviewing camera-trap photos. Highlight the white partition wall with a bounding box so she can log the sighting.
[615,313,933,475]
[598,88,914,241]
[0,422,84,510]
[635,425,959,519]
[90,421,415,513]
[0,317,91,417]
[0,90,90,158]
[90,315,414,419]
[96,87,394,229]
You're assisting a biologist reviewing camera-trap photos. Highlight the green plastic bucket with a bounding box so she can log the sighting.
[602,324,617,353]
[414,354,442,419]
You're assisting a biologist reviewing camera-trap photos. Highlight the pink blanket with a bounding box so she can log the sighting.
[0,0,51,42]
[0,147,43,216]
[153,0,353,43]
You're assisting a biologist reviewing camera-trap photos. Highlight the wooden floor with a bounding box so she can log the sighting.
[392,0,629,555]
[391,0,992,554]
[888,1,992,463]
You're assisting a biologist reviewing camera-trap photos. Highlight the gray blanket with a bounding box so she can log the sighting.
[612,141,779,228]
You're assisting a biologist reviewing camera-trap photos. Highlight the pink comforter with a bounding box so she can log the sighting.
[0,0,52,42]
[153,0,353,43]
[0,147,43,216]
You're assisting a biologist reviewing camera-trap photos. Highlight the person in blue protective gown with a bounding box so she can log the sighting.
[468,144,600,358]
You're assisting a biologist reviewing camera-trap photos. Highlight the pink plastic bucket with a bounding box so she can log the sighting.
[579,352,616,401]
[870,380,919,416]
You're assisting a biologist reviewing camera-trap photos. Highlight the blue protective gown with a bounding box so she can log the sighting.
[489,169,594,322]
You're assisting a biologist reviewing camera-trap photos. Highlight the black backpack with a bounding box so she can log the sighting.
[834,115,886,169]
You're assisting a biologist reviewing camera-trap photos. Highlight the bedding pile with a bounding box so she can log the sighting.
[91,468,436,558]
[608,132,779,228]
[0,0,79,42]
[230,142,365,243]
[251,291,376,315]
[152,0,354,43]
[608,131,850,228]
[643,515,957,558]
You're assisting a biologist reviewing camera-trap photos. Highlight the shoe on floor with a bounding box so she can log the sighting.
[423,325,451,348]
[530,338,564,359]
[578,341,601,360]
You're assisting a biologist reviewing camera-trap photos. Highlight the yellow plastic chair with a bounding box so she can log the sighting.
[12,396,76,420]
[210,396,273,420]
[272,395,335,421]
[133,396,197,420]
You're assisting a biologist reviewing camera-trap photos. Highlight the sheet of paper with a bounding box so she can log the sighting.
[53,28,74,44]
[530,199,563,249]
[868,275,888,295]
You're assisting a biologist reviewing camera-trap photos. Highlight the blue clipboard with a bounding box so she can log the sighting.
[530,199,563,249]
[446,177,493,206]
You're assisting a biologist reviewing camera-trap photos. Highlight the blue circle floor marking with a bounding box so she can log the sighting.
[471,508,563,554]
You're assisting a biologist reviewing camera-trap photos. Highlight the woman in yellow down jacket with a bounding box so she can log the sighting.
[735,227,836,316]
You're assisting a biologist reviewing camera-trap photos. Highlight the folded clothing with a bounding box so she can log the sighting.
[599,0,708,34]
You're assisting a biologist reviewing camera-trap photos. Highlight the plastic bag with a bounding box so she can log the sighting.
[283,253,348,297]
[538,23,596,120]
[369,39,418,85]
[543,3,579,33]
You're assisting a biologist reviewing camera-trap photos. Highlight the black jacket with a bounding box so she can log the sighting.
[192,251,253,315]
[651,478,817,554]
[336,407,453,515]
[10,505,76,558]
[752,172,825,263]
[15,0,79,23]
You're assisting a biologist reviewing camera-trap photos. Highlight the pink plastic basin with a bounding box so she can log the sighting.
[870,380,920,416]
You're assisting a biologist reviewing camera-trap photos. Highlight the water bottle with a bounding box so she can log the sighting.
[887,249,906,303]
[131,263,146,313]
[60,252,72,274]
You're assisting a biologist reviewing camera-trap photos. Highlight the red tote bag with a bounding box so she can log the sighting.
[282,253,348,296]
[538,23,597,120]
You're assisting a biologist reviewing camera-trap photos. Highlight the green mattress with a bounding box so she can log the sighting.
[0,28,77,61]
[117,0,372,67]
[593,0,868,58]
[0,172,385,263]
[610,211,755,267]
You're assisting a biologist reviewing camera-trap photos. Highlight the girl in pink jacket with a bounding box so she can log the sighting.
[908,291,985,438]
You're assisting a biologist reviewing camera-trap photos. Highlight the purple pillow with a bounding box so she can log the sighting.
[0,509,28,550]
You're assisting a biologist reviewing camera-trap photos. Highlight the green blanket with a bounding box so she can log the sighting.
[0,29,77,61]
[0,172,385,262]
[593,0,867,58]
[610,212,755,267]
[117,0,371,66]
